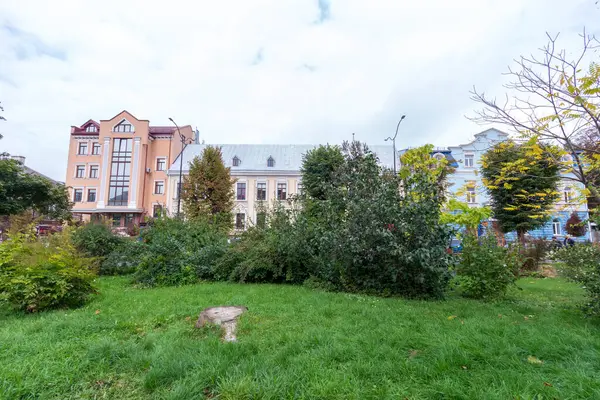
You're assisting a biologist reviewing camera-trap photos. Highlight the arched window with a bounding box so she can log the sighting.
[113,119,134,133]
[433,153,445,161]
[233,156,241,167]
[267,156,275,167]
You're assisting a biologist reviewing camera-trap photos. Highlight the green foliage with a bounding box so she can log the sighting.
[72,223,125,259]
[100,239,145,276]
[565,212,587,237]
[0,158,72,219]
[0,229,97,312]
[182,146,235,231]
[300,144,344,200]
[441,199,492,233]
[454,234,520,299]
[481,139,562,240]
[520,238,552,274]
[133,218,227,286]
[553,243,600,316]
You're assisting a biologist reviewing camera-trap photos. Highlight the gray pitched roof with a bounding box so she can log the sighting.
[169,144,398,173]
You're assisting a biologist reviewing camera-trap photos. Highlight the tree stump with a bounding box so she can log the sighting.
[195,306,247,342]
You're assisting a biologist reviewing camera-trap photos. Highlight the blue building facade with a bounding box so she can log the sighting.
[402,128,593,242]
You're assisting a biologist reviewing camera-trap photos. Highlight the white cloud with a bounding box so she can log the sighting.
[0,0,598,180]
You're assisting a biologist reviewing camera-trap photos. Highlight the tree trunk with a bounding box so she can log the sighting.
[517,229,527,245]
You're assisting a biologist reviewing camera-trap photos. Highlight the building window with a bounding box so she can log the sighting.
[277,182,287,200]
[89,165,99,178]
[175,182,182,199]
[433,153,445,161]
[112,214,122,227]
[92,143,101,155]
[256,182,266,201]
[233,156,241,167]
[78,142,88,155]
[466,185,476,204]
[297,182,303,195]
[73,189,83,202]
[153,205,163,218]
[552,219,561,236]
[76,165,85,178]
[235,213,245,230]
[86,125,98,133]
[464,154,474,168]
[113,121,133,132]
[87,189,96,202]
[154,181,165,194]
[108,138,132,206]
[267,156,275,167]
[564,187,573,203]
[237,182,246,200]
[256,212,266,228]
[125,213,134,225]
[156,158,166,171]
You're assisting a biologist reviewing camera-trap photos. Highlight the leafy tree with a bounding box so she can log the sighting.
[300,144,344,200]
[0,158,71,219]
[471,31,600,212]
[441,199,492,235]
[565,211,587,237]
[182,146,235,231]
[480,138,562,242]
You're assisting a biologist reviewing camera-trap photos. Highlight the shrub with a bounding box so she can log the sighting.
[133,218,227,286]
[565,212,587,237]
[100,239,146,276]
[72,223,124,258]
[520,238,552,274]
[0,229,97,312]
[453,234,520,300]
[552,243,600,316]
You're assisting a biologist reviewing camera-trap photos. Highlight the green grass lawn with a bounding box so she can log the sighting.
[1,277,599,400]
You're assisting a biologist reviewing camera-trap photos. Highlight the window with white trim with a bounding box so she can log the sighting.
[237,182,246,200]
[433,153,445,161]
[154,181,165,194]
[85,125,98,133]
[552,219,561,235]
[92,143,101,155]
[235,213,245,230]
[89,165,99,179]
[156,157,166,171]
[113,120,133,132]
[277,182,287,200]
[464,154,474,168]
[256,182,266,201]
[297,182,303,195]
[563,186,574,203]
[75,165,85,178]
[87,189,97,202]
[153,205,163,218]
[466,184,476,204]
[78,142,88,155]
[73,189,83,202]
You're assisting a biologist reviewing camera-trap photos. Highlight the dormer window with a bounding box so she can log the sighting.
[85,125,98,133]
[267,156,275,167]
[233,156,241,167]
[113,119,134,133]
[433,153,445,161]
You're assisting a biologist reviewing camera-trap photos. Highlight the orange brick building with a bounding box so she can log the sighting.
[65,110,194,227]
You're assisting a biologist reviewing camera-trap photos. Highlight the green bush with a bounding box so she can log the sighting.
[552,243,600,316]
[72,222,125,258]
[453,234,520,300]
[520,238,552,274]
[100,239,145,276]
[133,218,227,286]
[0,230,97,312]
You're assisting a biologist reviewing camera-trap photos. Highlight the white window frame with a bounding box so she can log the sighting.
[112,119,134,133]
[466,183,476,204]
[277,181,287,201]
[552,219,561,236]
[236,180,247,201]
[77,141,88,155]
[91,142,101,155]
[85,125,98,133]
[296,180,303,195]
[464,154,474,168]
[563,186,574,203]
[86,187,97,203]
[154,180,165,195]
[152,203,164,218]
[75,164,86,178]
[256,180,267,201]
[433,153,445,161]
[235,212,246,230]
[88,164,99,179]
[156,157,167,171]
[73,187,84,203]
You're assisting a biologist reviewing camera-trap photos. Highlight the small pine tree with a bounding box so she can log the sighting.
[565,211,587,237]
[182,146,235,231]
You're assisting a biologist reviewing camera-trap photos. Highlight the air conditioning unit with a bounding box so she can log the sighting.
[146,168,151,173]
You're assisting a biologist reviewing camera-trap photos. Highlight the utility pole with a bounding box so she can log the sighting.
[385,115,406,175]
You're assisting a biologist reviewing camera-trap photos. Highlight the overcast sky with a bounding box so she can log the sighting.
[0,0,598,181]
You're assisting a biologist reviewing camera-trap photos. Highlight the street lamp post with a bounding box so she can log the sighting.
[385,115,406,175]
[169,117,192,218]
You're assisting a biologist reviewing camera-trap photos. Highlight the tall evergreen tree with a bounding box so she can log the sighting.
[480,139,562,242]
[182,146,235,231]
